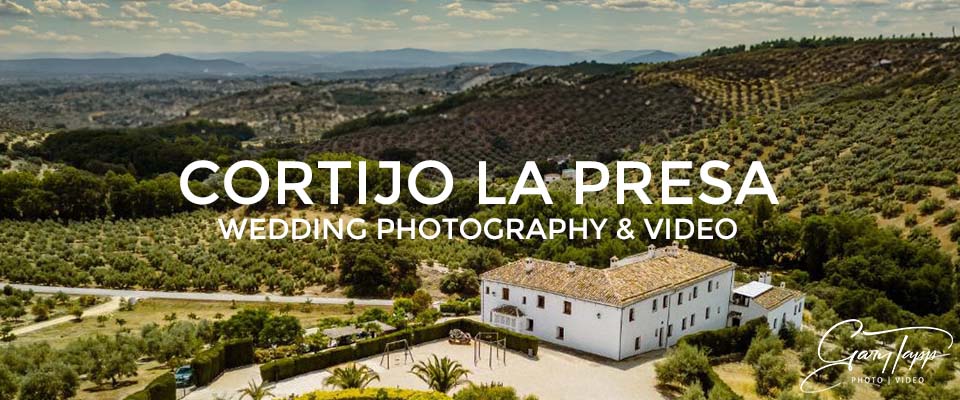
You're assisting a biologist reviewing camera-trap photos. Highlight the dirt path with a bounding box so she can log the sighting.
[11,296,122,336]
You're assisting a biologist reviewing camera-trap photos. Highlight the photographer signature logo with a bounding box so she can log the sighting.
[801,319,954,394]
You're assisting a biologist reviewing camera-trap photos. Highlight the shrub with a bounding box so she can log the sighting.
[904,213,918,227]
[948,185,960,200]
[122,373,175,400]
[453,383,528,400]
[679,318,768,357]
[754,352,796,396]
[655,343,711,387]
[934,208,957,226]
[918,198,944,215]
[296,388,450,400]
[951,223,960,243]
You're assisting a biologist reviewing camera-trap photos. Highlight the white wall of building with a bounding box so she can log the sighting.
[617,268,734,359]
[481,281,624,360]
[730,294,805,332]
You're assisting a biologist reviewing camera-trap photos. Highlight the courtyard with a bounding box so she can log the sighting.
[186,340,668,400]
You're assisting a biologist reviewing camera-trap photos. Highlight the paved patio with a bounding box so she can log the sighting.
[187,340,668,400]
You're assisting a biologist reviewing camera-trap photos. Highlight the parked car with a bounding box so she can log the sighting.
[174,366,193,388]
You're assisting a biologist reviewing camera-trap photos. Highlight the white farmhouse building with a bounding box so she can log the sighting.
[729,272,804,332]
[480,245,804,360]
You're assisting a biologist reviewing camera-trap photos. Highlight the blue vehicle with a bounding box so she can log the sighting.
[174,366,193,388]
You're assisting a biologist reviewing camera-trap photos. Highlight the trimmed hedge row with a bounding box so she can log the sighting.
[296,388,450,400]
[191,338,255,386]
[678,317,768,357]
[122,373,176,400]
[262,319,538,382]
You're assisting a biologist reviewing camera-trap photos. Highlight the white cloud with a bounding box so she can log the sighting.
[180,20,209,33]
[90,19,159,30]
[157,27,182,34]
[491,4,517,13]
[356,17,397,31]
[413,22,450,30]
[590,0,686,12]
[10,24,81,41]
[445,2,500,20]
[411,14,431,23]
[0,29,8,35]
[545,4,559,11]
[300,16,352,34]
[11,24,34,34]
[35,0,108,20]
[708,1,823,16]
[394,8,410,15]
[0,0,32,16]
[898,0,960,10]
[120,1,155,20]
[267,9,281,18]
[168,0,262,18]
[259,19,288,27]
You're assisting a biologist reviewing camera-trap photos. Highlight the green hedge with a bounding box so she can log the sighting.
[122,373,175,400]
[262,319,538,382]
[296,388,450,400]
[678,318,768,357]
[191,338,255,386]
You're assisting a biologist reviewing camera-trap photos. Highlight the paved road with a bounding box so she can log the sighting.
[11,296,122,336]
[4,284,394,307]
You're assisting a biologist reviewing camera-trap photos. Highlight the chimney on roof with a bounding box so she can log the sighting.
[567,261,577,272]
[780,282,786,288]
[524,257,534,273]
[666,241,680,257]
[610,256,620,268]
[759,271,772,285]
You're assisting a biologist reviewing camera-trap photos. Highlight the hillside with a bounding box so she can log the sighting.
[309,40,955,175]
[182,64,529,139]
[624,39,960,255]
[0,54,253,77]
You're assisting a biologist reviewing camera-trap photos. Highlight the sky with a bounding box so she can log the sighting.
[0,0,957,56]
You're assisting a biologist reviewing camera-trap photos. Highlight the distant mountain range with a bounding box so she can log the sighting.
[0,54,252,77]
[188,48,685,72]
[0,48,684,78]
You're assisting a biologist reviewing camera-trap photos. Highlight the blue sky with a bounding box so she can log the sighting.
[0,0,957,55]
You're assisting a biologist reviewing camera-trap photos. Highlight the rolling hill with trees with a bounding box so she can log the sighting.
[307,38,960,176]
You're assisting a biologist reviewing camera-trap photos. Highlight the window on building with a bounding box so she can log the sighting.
[653,299,658,312]
[773,318,778,330]
[677,292,684,305]
[682,317,687,330]
[629,308,635,322]
[537,295,545,308]
[667,324,673,337]
[526,319,534,331]
[563,301,572,315]
[693,286,698,299]
[556,327,565,340]
[705,307,711,320]
[690,313,696,327]
[522,296,527,305]
[663,295,669,308]
[635,337,641,350]
[485,286,489,295]
[502,288,510,300]
[707,281,712,293]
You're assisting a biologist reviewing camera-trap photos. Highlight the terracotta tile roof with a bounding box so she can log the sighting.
[752,285,803,310]
[480,249,735,307]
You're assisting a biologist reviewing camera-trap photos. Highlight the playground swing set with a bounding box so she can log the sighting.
[380,339,415,370]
